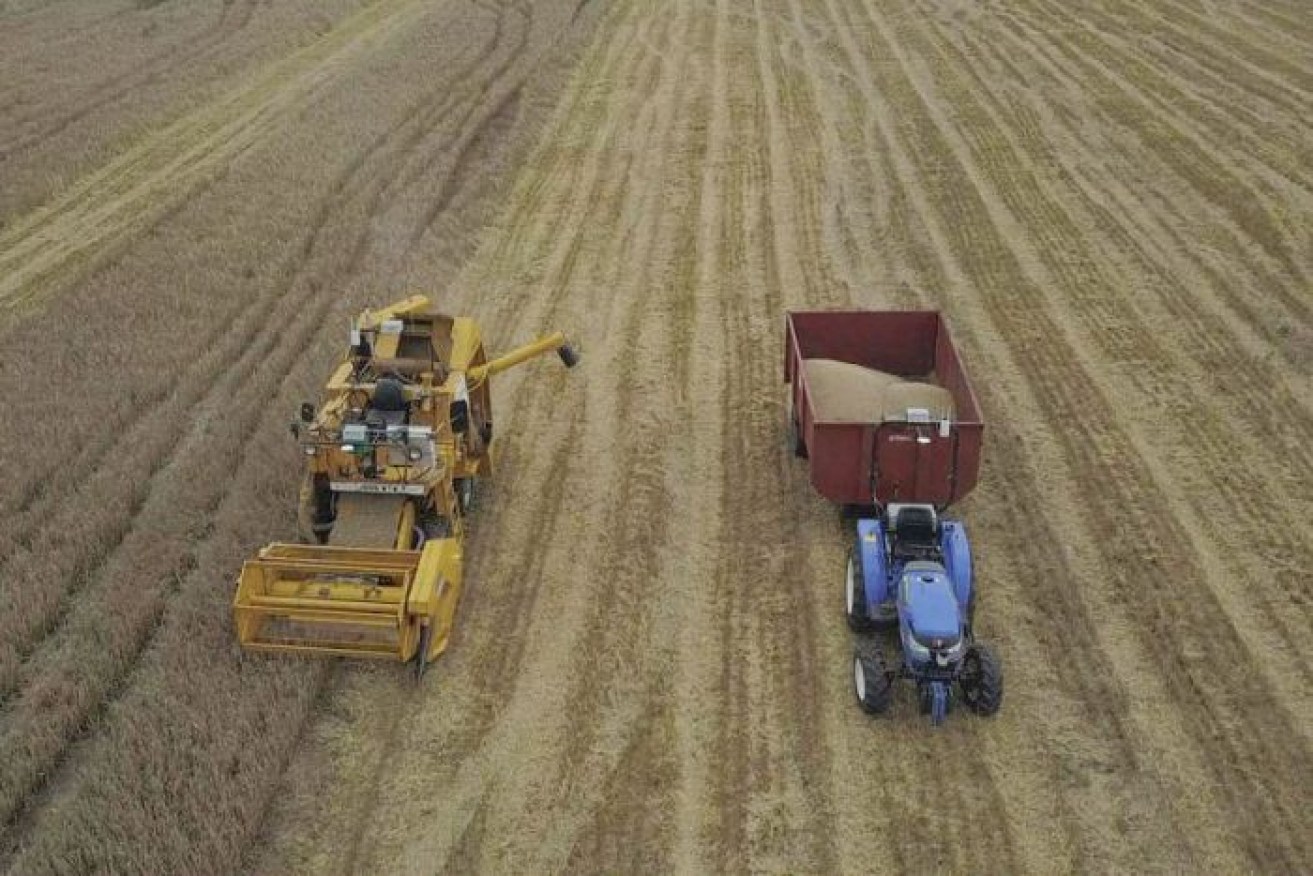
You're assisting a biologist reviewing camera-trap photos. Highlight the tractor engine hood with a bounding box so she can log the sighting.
[902,566,961,644]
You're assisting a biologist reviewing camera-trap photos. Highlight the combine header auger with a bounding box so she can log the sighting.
[785,311,1002,726]
[233,295,579,677]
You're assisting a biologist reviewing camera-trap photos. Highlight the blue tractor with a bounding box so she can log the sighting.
[845,504,1003,726]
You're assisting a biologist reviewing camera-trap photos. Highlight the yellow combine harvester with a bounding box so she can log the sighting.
[233,295,578,677]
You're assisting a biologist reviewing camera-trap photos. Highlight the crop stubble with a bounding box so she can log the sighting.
[0,0,1308,873]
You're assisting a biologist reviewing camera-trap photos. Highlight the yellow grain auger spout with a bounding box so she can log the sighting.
[233,295,578,677]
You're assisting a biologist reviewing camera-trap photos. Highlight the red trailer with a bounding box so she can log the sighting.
[785,311,983,508]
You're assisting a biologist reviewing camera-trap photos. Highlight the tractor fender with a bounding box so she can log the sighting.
[939,520,974,616]
[855,518,890,609]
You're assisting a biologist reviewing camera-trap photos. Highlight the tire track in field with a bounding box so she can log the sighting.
[0,0,433,317]
[777,0,1045,870]
[858,3,1310,869]
[995,2,1306,288]
[820,0,1232,868]
[246,7,659,870]
[947,20,1313,384]
[454,6,703,865]
[1123,0,1313,103]
[982,6,1310,362]
[0,0,262,159]
[697,4,847,871]
[344,4,695,861]
[1230,0,1313,47]
[902,6,1313,698]
[968,11,1312,371]
[1035,3,1309,195]
[1017,0,1313,218]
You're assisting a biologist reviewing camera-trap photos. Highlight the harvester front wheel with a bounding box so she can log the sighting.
[853,643,892,715]
[296,474,318,543]
[959,643,1003,716]
[846,549,876,633]
[455,478,475,515]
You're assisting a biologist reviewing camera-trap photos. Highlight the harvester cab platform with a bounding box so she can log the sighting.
[234,295,578,677]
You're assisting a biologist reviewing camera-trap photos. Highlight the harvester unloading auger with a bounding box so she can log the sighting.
[233,295,578,677]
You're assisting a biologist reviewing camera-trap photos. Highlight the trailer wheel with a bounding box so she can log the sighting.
[787,400,808,459]
[845,548,876,633]
[959,643,1003,716]
[853,643,892,714]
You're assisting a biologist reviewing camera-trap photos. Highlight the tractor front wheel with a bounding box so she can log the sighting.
[959,643,1003,716]
[845,548,876,633]
[853,643,892,715]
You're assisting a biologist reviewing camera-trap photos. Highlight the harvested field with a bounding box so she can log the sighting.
[0,0,1309,873]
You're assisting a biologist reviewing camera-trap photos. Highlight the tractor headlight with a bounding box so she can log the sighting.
[905,635,930,661]
[303,445,317,456]
[407,446,422,462]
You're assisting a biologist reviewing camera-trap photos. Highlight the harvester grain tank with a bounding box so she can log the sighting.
[233,295,579,676]
[785,310,1002,726]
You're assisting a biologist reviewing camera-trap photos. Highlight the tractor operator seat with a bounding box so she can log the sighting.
[890,504,941,562]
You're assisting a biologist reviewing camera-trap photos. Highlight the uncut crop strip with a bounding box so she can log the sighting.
[0,0,430,316]
[0,3,529,824]
[0,0,542,702]
[0,0,262,161]
[2,1,609,870]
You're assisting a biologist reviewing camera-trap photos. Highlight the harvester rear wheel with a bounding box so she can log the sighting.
[853,643,892,714]
[846,549,876,633]
[414,624,434,681]
[959,643,1003,716]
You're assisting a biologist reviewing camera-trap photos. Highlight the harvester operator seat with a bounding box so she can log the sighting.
[364,376,410,435]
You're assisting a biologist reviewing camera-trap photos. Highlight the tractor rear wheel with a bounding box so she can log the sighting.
[845,549,876,633]
[959,643,1003,716]
[853,643,892,714]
